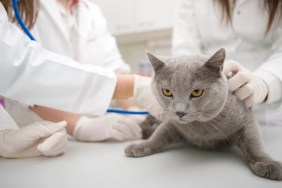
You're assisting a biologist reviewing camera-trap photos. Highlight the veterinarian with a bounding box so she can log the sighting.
[172,0,282,126]
[4,0,146,143]
[0,0,159,158]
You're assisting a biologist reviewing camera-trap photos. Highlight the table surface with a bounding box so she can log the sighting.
[1,126,282,188]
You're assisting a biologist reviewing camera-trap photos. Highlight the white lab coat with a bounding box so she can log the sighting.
[172,0,282,125]
[4,0,131,126]
[32,0,130,73]
[0,3,117,129]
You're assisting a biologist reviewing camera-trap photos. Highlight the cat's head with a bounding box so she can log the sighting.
[148,48,228,123]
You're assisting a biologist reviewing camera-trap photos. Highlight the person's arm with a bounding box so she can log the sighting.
[0,4,116,116]
[31,105,80,135]
[172,0,202,56]
[31,74,135,135]
[32,74,160,136]
[112,74,134,99]
[252,19,282,106]
[223,16,282,108]
[88,3,138,109]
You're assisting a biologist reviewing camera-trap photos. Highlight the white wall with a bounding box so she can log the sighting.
[92,0,176,74]
[92,0,176,35]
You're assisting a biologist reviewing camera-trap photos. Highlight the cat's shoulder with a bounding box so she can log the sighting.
[226,91,252,115]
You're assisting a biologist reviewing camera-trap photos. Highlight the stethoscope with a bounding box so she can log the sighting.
[11,0,149,115]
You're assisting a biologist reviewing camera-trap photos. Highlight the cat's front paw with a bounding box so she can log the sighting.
[124,143,153,157]
[251,160,282,180]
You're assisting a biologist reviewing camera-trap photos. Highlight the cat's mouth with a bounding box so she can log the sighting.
[176,117,188,124]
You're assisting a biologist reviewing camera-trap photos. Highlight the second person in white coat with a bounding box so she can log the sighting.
[172,0,282,126]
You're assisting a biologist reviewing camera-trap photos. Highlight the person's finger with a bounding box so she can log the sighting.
[223,60,243,76]
[37,121,67,138]
[117,116,142,139]
[25,121,67,141]
[233,83,254,100]
[4,145,42,158]
[129,115,146,124]
[225,71,233,79]
[228,71,251,92]
[126,124,142,139]
[244,94,255,108]
[112,123,136,140]
[106,114,141,139]
[108,129,127,141]
[37,132,67,157]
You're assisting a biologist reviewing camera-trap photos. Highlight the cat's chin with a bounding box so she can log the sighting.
[196,115,217,122]
[176,118,192,124]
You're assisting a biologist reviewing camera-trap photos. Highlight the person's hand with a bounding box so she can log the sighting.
[0,121,67,158]
[133,75,162,117]
[125,107,147,124]
[73,114,142,142]
[223,60,268,108]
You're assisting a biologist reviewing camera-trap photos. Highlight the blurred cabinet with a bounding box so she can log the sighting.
[93,0,135,34]
[135,0,175,32]
[92,0,176,35]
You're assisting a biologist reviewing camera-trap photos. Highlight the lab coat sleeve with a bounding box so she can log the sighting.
[172,0,202,56]
[90,3,131,74]
[0,4,116,116]
[0,105,19,130]
[254,17,282,107]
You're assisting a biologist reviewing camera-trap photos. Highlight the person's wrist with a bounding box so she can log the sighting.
[255,76,269,104]
[133,75,151,97]
[254,70,282,104]
[73,116,91,140]
[113,74,134,100]
[64,116,81,136]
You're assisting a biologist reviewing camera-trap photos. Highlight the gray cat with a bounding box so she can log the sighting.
[125,48,282,180]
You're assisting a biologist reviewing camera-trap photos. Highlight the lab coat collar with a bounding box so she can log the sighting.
[39,0,70,44]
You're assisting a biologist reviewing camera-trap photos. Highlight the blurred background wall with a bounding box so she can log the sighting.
[92,0,176,75]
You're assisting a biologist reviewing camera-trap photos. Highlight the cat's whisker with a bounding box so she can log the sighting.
[210,114,234,132]
[203,118,234,145]
[201,122,219,142]
[158,110,175,122]
[201,94,226,110]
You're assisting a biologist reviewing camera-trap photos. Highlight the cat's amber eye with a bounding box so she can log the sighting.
[162,89,173,97]
[191,89,204,98]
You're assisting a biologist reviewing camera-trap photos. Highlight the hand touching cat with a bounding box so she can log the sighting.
[223,60,268,108]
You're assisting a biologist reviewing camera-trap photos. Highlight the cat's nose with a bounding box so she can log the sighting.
[176,111,186,118]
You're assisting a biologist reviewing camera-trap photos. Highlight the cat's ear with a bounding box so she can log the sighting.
[203,48,225,72]
[147,51,165,71]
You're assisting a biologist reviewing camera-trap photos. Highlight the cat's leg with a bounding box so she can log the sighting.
[125,121,184,157]
[140,115,160,139]
[231,120,282,180]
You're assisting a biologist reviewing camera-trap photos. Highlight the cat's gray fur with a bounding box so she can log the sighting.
[125,49,282,180]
